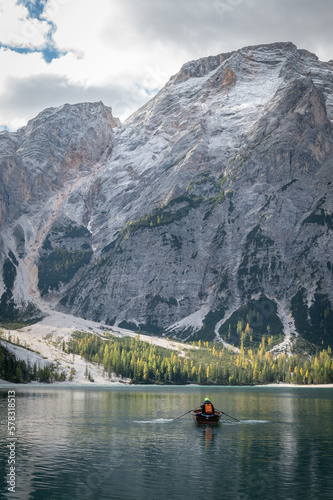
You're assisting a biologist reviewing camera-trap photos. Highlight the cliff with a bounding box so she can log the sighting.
[1,43,332,350]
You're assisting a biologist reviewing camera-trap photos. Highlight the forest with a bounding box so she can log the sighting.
[66,331,333,385]
[1,327,332,385]
[0,341,66,383]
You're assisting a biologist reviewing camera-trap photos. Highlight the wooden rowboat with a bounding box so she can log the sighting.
[191,409,222,425]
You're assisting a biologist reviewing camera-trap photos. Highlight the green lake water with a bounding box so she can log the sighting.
[1,385,333,499]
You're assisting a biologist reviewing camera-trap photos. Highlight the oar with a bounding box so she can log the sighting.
[216,409,240,422]
[173,406,201,421]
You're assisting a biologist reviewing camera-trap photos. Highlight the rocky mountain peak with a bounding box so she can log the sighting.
[1,43,332,351]
[0,101,120,226]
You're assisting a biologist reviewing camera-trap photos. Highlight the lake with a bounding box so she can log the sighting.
[1,385,333,499]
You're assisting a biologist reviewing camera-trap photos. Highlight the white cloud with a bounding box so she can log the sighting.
[0,0,333,130]
[47,0,185,88]
[0,48,45,91]
[0,0,49,48]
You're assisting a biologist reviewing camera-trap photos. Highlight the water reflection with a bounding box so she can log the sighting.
[0,386,332,499]
[204,426,213,449]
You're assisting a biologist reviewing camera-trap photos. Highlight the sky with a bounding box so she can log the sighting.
[0,0,333,131]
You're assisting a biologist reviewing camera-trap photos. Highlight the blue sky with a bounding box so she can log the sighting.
[0,0,64,62]
[0,0,333,131]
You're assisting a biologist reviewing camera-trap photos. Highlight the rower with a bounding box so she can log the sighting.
[201,397,215,415]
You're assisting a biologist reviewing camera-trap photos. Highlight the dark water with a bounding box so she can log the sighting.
[1,385,333,500]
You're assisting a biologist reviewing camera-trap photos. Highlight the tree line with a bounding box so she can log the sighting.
[0,342,66,383]
[66,331,333,385]
[1,329,332,385]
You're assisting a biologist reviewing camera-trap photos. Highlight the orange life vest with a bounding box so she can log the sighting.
[204,403,213,414]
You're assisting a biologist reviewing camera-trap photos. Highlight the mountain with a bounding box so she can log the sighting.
[0,102,119,321]
[1,42,333,350]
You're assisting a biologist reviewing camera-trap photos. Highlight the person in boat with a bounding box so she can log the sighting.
[201,397,215,415]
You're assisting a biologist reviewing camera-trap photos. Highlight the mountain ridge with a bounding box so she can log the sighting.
[1,42,333,350]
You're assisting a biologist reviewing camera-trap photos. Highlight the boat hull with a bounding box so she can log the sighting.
[191,409,222,425]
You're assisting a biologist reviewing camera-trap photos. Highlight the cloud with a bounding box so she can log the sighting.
[0,72,152,130]
[100,0,333,62]
[0,0,333,130]
[0,1,49,48]
[0,0,70,62]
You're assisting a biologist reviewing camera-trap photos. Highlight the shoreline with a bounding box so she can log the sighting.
[1,379,333,388]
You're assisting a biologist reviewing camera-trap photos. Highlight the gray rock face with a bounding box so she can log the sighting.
[0,102,118,319]
[0,101,118,226]
[1,43,333,346]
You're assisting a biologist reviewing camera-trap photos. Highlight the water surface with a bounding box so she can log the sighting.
[1,385,332,499]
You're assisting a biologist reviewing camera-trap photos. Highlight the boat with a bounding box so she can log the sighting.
[191,408,222,425]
